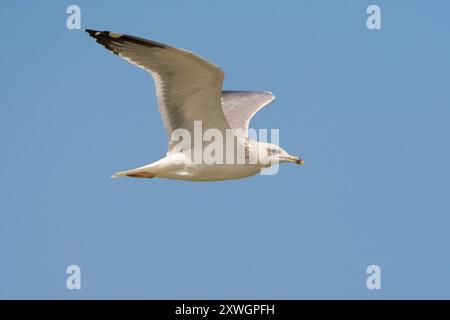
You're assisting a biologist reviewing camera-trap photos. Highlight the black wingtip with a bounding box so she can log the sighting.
[85,29,167,51]
[85,29,105,38]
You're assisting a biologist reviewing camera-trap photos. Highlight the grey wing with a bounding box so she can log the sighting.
[221,91,275,133]
[86,29,231,139]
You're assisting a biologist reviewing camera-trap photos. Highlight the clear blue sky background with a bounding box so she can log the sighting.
[1,1,449,299]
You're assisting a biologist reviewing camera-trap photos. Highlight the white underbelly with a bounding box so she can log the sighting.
[164,163,261,181]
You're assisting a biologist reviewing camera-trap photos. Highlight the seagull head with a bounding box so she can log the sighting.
[258,142,304,166]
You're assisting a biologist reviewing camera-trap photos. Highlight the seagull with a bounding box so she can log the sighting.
[86,29,304,181]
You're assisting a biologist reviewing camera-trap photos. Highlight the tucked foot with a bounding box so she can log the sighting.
[111,170,155,179]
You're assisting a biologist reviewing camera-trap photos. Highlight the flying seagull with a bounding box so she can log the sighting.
[86,29,303,181]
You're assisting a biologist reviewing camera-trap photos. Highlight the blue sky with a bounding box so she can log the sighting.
[1,0,450,299]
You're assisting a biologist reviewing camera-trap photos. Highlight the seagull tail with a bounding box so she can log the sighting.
[111,171,126,179]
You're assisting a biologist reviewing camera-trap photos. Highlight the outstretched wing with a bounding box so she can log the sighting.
[86,29,231,139]
[221,91,275,134]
